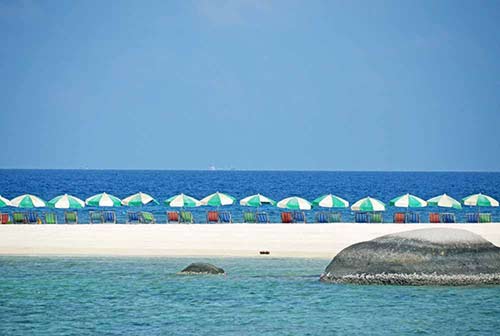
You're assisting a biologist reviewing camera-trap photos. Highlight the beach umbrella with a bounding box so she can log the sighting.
[312,194,349,208]
[427,194,462,209]
[165,193,201,207]
[462,193,499,207]
[85,192,121,207]
[121,192,159,206]
[351,197,385,212]
[48,194,85,209]
[240,194,276,207]
[389,193,427,208]
[200,192,236,207]
[0,195,11,207]
[277,196,312,210]
[10,194,46,208]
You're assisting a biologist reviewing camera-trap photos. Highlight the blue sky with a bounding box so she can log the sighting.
[1,0,499,171]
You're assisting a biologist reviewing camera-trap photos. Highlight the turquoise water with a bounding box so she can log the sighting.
[1,257,499,335]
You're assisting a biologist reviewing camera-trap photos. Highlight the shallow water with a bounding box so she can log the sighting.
[1,257,499,335]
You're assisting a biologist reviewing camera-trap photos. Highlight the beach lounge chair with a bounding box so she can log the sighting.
[1,213,10,224]
[293,211,306,223]
[479,213,492,223]
[207,211,219,223]
[329,212,342,223]
[355,212,369,223]
[26,212,38,224]
[429,213,440,223]
[180,211,194,224]
[141,212,155,224]
[13,212,26,224]
[394,212,405,224]
[370,213,383,223]
[167,211,179,223]
[406,212,420,223]
[316,212,329,223]
[65,211,78,224]
[281,212,293,223]
[218,211,232,223]
[44,212,57,224]
[440,213,455,223]
[466,213,479,223]
[102,211,116,224]
[256,212,269,223]
[243,211,256,223]
[89,211,103,224]
[127,211,141,224]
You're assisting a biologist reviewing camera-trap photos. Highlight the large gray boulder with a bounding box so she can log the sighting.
[320,228,500,286]
[179,263,225,275]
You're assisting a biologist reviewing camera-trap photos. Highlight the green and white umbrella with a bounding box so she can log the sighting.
[351,197,385,212]
[165,193,201,207]
[200,192,236,207]
[10,194,46,208]
[240,194,276,207]
[85,192,121,207]
[312,194,349,208]
[0,195,11,207]
[427,194,462,209]
[277,196,312,210]
[121,192,158,206]
[389,193,427,208]
[48,194,85,209]
[462,193,499,207]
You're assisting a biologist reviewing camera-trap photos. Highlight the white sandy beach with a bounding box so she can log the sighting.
[0,223,499,258]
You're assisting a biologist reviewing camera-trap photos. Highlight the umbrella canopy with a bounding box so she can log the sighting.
[165,193,201,207]
[240,194,276,207]
[85,192,121,207]
[462,193,499,207]
[389,193,427,208]
[0,195,11,207]
[10,194,46,208]
[200,192,236,207]
[312,194,349,208]
[121,192,158,206]
[351,197,385,212]
[48,194,85,209]
[277,196,312,210]
[427,194,462,209]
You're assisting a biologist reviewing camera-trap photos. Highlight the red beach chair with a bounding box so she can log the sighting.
[281,212,293,223]
[1,213,9,224]
[394,212,405,224]
[207,211,219,223]
[167,211,179,223]
[429,213,440,223]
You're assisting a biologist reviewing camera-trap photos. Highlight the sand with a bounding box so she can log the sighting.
[0,223,499,258]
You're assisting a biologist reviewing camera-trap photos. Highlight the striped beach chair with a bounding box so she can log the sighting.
[329,212,342,223]
[406,212,420,223]
[281,212,293,223]
[167,211,179,223]
[370,213,383,223]
[65,211,78,224]
[466,213,478,223]
[316,212,329,223]
[429,213,440,223]
[180,211,194,224]
[89,211,103,224]
[26,212,38,224]
[219,212,232,223]
[127,211,141,224]
[44,212,57,224]
[440,213,455,223]
[243,211,256,223]
[293,211,306,223]
[103,211,116,224]
[355,212,369,223]
[256,212,269,223]
[479,213,492,223]
[13,212,25,224]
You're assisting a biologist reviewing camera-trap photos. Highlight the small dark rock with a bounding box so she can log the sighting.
[179,262,225,275]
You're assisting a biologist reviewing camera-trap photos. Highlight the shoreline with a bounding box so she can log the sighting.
[1,223,499,258]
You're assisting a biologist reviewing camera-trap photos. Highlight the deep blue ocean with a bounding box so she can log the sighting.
[1,256,499,335]
[0,170,499,223]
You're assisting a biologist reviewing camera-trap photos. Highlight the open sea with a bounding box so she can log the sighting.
[0,169,499,223]
[1,170,500,335]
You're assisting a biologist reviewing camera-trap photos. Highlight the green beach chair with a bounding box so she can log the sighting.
[329,212,342,223]
[44,212,57,224]
[180,211,194,224]
[13,212,26,224]
[479,213,492,223]
[370,213,383,223]
[243,211,256,223]
[89,211,103,224]
[140,212,155,224]
[65,211,78,224]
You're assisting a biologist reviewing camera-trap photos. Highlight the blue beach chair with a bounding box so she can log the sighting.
[256,212,269,223]
[103,211,116,224]
[316,212,329,223]
[440,213,456,223]
[406,213,420,223]
[355,212,369,223]
[26,212,38,224]
[466,213,478,223]
[127,212,141,224]
[219,212,232,223]
[293,211,306,223]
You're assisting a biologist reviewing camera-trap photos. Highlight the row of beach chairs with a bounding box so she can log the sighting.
[0,211,494,224]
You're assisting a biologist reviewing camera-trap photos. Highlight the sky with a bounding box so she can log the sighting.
[1,0,499,171]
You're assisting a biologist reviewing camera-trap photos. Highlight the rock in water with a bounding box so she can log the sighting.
[320,228,500,286]
[179,263,225,275]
